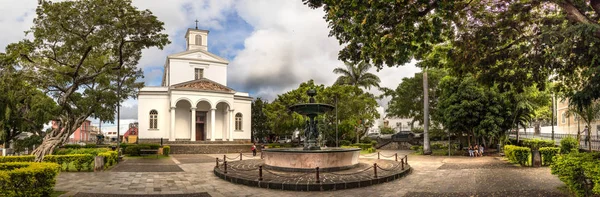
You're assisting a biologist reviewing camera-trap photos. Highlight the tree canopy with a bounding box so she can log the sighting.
[383,69,447,126]
[304,0,600,108]
[5,0,170,160]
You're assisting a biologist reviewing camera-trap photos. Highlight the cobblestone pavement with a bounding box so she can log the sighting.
[56,150,567,197]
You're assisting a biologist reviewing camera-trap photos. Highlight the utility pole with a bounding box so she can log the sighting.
[423,70,431,155]
[335,96,338,147]
[551,94,555,141]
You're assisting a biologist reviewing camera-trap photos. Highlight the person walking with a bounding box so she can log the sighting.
[251,143,257,156]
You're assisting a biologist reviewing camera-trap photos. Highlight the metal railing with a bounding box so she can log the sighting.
[509,133,600,151]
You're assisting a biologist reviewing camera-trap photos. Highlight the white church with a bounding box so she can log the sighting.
[137,28,252,142]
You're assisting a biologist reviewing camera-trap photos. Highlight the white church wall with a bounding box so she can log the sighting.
[174,101,191,139]
[168,58,228,86]
[233,98,252,140]
[137,93,170,139]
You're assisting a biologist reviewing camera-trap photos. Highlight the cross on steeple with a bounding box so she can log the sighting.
[195,19,199,29]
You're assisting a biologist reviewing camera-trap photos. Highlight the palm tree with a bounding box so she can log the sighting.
[333,61,381,89]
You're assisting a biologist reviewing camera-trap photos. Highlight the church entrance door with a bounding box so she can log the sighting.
[196,112,206,141]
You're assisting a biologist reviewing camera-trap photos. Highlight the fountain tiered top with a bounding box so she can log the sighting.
[288,89,334,150]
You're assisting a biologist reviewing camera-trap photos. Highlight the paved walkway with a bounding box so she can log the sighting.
[56,150,567,197]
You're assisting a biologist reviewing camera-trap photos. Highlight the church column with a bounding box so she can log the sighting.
[170,106,176,141]
[190,107,196,141]
[229,109,234,141]
[210,108,216,141]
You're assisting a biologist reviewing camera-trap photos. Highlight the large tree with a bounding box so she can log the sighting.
[6,0,169,161]
[0,54,57,148]
[333,61,381,90]
[383,69,447,127]
[251,98,270,143]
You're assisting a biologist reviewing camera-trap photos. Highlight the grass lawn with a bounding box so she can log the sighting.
[51,191,67,197]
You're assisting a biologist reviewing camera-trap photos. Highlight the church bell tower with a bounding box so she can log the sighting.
[185,22,208,51]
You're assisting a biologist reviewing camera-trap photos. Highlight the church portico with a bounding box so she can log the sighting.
[138,27,252,145]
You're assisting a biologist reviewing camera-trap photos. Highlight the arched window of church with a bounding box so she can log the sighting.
[150,110,158,129]
[195,35,202,46]
[235,113,243,130]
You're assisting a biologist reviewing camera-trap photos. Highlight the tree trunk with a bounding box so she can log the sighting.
[423,70,431,155]
[32,116,86,162]
[516,123,519,143]
[588,123,592,152]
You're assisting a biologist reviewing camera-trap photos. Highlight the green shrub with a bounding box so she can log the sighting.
[539,147,561,166]
[62,144,82,149]
[0,162,60,197]
[560,137,579,154]
[410,145,424,154]
[551,153,600,197]
[504,145,531,166]
[0,156,35,163]
[522,138,555,150]
[43,154,94,171]
[340,140,351,146]
[162,146,170,156]
[138,143,161,149]
[98,151,118,169]
[266,143,294,148]
[124,145,150,156]
[370,141,378,146]
[365,147,376,153]
[84,144,97,148]
[431,143,446,150]
[360,137,373,144]
[119,143,129,150]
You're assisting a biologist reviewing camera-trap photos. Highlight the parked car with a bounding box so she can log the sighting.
[367,132,381,140]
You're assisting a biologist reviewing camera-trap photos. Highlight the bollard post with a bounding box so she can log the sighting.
[378,152,380,159]
[405,155,407,164]
[224,161,228,174]
[259,165,263,181]
[223,155,226,162]
[401,159,404,170]
[395,153,398,161]
[260,152,263,159]
[216,157,219,168]
[374,163,378,178]
[315,167,320,183]
[240,152,243,160]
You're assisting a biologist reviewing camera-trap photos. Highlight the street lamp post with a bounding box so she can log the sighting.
[335,96,338,147]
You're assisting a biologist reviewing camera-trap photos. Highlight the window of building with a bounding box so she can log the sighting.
[195,68,204,80]
[195,35,202,46]
[150,110,158,129]
[562,112,566,124]
[235,113,243,131]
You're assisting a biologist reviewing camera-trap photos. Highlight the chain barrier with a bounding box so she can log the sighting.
[379,153,397,158]
[242,153,257,157]
[225,155,241,160]
[262,169,314,178]
[325,166,374,176]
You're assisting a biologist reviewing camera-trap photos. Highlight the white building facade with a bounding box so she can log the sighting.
[137,28,252,142]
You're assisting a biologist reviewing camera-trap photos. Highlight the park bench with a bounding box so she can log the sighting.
[140,149,159,158]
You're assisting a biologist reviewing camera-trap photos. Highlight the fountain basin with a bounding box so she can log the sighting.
[262,148,360,172]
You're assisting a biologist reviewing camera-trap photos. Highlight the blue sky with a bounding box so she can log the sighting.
[0,0,421,132]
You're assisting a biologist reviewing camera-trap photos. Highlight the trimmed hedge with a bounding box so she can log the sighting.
[0,155,35,163]
[122,143,161,156]
[0,162,61,197]
[43,154,94,171]
[551,152,600,197]
[340,140,351,146]
[350,143,373,150]
[163,146,170,156]
[267,143,294,148]
[54,148,109,156]
[98,151,118,169]
[504,145,531,166]
[539,147,561,166]
[560,136,579,154]
[62,144,83,149]
[522,138,555,150]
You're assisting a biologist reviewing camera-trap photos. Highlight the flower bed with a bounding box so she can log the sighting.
[0,162,61,197]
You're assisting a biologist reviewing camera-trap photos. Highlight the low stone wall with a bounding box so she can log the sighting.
[378,142,412,150]
[137,138,251,144]
[170,144,253,154]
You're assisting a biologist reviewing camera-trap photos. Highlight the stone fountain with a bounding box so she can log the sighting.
[262,89,361,172]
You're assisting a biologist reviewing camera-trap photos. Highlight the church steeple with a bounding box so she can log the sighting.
[185,26,209,51]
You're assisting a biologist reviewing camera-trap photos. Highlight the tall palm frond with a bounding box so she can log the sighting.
[333,61,381,90]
